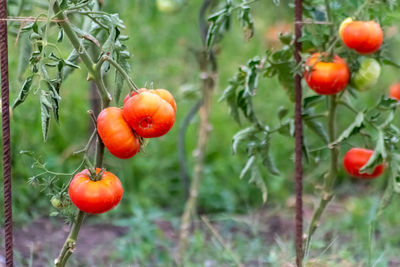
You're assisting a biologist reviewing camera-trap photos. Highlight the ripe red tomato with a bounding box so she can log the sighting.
[124,88,177,112]
[69,168,123,214]
[343,148,385,179]
[341,20,383,54]
[389,83,400,101]
[304,52,350,95]
[123,91,175,138]
[97,107,140,159]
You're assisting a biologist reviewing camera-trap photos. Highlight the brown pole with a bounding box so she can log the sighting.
[294,0,303,266]
[0,0,14,265]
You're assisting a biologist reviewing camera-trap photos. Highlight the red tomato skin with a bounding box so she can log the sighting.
[123,88,148,104]
[304,53,350,95]
[389,83,400,101]
[342,21,383,54]
[343,148,385,179]
[124,88,177,112]
[123,92,175,138]
[97,107,140,159]
[69,169,123,214]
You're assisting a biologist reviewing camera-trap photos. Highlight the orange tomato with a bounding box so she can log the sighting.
[97,107,140,159]
[304,52,350,95]
[124,88,177,112]
[69,168,123,214]
[341,20,383,54]
[123,91,175,138]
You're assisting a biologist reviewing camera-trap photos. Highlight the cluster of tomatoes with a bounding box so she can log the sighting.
[68,88,176,214]
[304,18,390,180]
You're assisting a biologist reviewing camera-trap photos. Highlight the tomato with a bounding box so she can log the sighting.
[339,17,353,39]
[304,52,350,95]
[69,168,123,214]
[389,83,400,101]
[341,20,383,54]
[97,107,140,159]
[123,91,175,138]
[156,0,182,13]
[124,88,177,112]
[343,148,385,179]
[352,57,381,91]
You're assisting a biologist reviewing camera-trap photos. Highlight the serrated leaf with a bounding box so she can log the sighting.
[303,110,329,144]
[258,138,280,175]
[360,130,386,174]
[332,112,364,146]
[13,75,33,109]
[240,155,256,179]
[232,126,259,154]
[249,164,267,203]
[40,93,52,141]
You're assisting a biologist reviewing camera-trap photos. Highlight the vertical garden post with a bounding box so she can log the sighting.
[294,0,303,265]
[0,0,14,265]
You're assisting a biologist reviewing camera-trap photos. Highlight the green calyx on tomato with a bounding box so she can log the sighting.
[352,57,381,91]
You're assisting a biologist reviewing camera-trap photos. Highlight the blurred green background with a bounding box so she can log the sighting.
[2,0,400,266]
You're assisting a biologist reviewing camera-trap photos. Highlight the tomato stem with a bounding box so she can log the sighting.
[54,210,85,267]
[52,1,111,265]
[304,94,338,257]
[97,55,140,94]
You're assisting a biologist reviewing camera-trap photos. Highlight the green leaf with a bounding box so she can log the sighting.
[277,106,288,120]
[40,93,52,142]
[258,137,280,176]
[219,83,240,124]
[13,75,33,109]
[240,155,256,179]
[238,5,254,41]
[360,131,386,174]
[232,126,259,154]
[303,95,324,108]
[249,164,267,203]
[332,112,365,146]
[303,110,329,144]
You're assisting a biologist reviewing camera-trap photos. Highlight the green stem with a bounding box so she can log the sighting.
[304,95,338,256]
[52,0,111,106]
[52,1,111,266]
[97,55,139,93]
[55,211,85,266]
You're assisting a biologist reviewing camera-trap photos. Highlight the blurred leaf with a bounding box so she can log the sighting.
[332,112,364,146]
[232,126,259,154]
[303,110,329,144]
[360,131,386,174]
[240,155,255,179]
[259,137,280,175]
[40,93,52,142]
[13,75,33,109]
[238,5,254,41]
[249,164,267,203]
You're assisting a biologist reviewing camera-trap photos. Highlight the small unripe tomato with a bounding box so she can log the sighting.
[156,0,182,13]
[304,52,350,95]
[341,20,383,54]
[123,91,175,138]
[343,148,385,179]
[97,107,141,159]
[389,83,400,101]
[51,196,63,209]
[124,88,177,112]
[69,168,123,214]
[352,57,381,91]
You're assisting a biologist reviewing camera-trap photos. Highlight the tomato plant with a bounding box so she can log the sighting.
[69,168,123,214]
[97,107,141,159]
[304,52,350,95]
[343,148,385,179]
[123,91,176,138]
[341,19,383,54]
